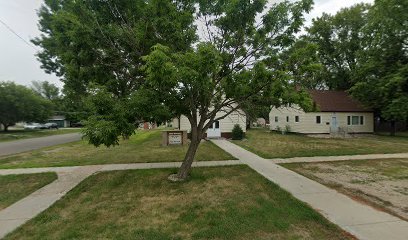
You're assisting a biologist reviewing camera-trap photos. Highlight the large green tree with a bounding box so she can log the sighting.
[351,0,408,135]
[35,0,313,180]
[33,0,196,97]
[0,82,52,131]
[307,3,370,90]
[143,0,313,180]
[33,0,197,141]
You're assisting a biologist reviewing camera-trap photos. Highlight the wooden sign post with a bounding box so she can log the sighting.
[162,130,187,146]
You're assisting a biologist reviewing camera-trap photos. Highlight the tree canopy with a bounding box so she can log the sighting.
[33,0,196,97]
[285,0,407,134]
[0,82,52,131]
[141,0,313,179]
[306,3,370,90]
[33,0,408,175]
[278,38,324,90]
[31,80,60,101]
[351,0,408,130]
[34,0,314,180]
[33,0,197,144]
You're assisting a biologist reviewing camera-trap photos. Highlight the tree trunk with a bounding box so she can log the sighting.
[176,136,200,179]
[3,124,9,132]
[170,126,201,181]
[390,120,396,136]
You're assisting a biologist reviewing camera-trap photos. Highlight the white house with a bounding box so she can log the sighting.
[269,90,374,134]
[173,107,246,139]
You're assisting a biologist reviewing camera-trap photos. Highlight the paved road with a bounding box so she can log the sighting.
[0,133,82,157]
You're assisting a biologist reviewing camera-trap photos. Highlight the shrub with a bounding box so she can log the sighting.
[284,125,291,134]
[231,124,244,140]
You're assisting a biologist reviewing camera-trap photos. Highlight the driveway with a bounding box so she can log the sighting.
[0,133,82,157]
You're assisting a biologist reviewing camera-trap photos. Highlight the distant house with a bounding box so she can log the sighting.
[269,90,374,134]
[173,106,246,139]
[48,115,70,128]
[255,118,266,127]
[139,122,156,130]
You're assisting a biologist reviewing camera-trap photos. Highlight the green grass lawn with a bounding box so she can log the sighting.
[0,130,235,169]
[234,129,408,158]
[5,166,352,240]
[0,129,81,142]
[0,173,57,210]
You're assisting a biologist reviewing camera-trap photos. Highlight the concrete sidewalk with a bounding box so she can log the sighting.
[211,139,408,240]
[0,160,241,239]
[0,133,82,157]
[0,166,98,239]
[0,160,241,176]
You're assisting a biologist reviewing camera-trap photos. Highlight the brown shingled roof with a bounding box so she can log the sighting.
[308,90,372,112]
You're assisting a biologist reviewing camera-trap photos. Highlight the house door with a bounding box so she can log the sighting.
[330,116,338,133]
[206,121,221,138]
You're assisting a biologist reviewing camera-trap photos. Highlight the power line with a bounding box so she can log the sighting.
[0,18,38,51]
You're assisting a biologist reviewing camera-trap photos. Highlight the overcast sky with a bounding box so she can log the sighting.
[0,0,373,89]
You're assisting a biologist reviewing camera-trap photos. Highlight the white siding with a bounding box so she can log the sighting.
[269,105,374,134]
[179,115,191,131]
[172,118,179,129]
[177,108,246,133]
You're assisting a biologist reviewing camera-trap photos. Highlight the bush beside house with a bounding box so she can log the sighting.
[232,124,245,140]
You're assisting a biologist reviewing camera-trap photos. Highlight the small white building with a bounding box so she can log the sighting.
[269,90,374,134]
[173,107,246,139]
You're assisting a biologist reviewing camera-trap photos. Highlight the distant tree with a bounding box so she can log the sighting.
[241,100,271,129]
[307,3,370,90]
[279,38,325,89]
[30,81,87,124]
[31,81,60,101]
[31,80,64,113]
[57,93,89,124]
[0,82,52,131]
[351,0,408,135]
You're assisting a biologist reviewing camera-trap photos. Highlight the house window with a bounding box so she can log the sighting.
[348,116,364,125]
[352,116,359,125]
[286,116,289,122]
[316,116,321,124]
[275,116,278,123]
[295,116,299,122]
[214,120,220,129]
